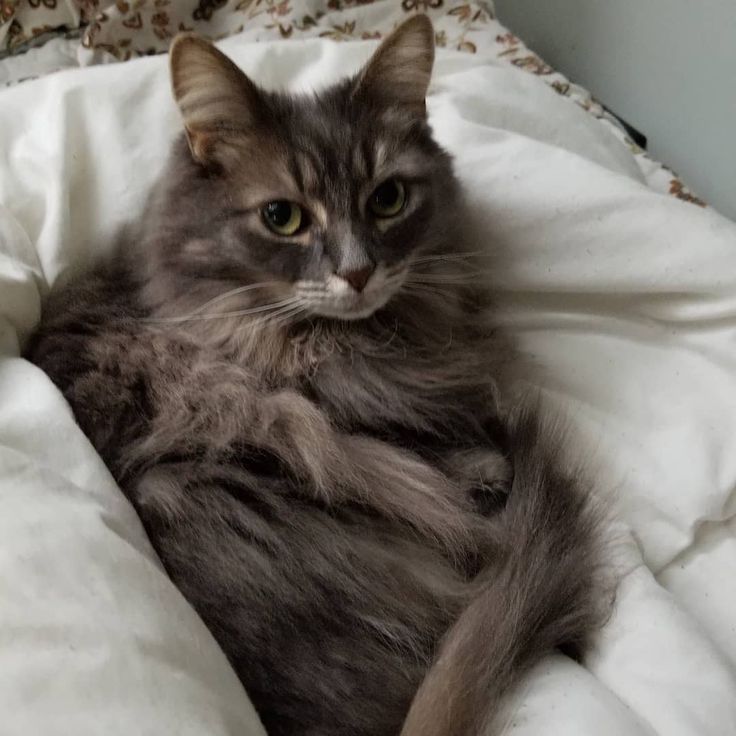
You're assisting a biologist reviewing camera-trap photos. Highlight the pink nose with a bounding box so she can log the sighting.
[339,266,374,293]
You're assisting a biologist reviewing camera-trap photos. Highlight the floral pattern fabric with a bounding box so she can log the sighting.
[0,0,705,207]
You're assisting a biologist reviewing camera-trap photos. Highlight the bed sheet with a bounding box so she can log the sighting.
[1,32,735,736]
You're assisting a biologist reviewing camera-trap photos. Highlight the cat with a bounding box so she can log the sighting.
[26,15,607,736]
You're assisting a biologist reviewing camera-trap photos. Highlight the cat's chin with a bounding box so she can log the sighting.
[307,293,392,321]
[311,304,383,321]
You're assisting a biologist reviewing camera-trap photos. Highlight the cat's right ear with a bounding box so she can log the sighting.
[353,15,435,117]
[169,34,263,165]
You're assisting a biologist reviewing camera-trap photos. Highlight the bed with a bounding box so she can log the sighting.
[1,1,735,734]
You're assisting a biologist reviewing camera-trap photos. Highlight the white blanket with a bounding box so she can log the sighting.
[1,36,735,735]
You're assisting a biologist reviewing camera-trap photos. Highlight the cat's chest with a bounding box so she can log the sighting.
[95,329,508,525]
[304,349,494,441]
[110,324,495,481]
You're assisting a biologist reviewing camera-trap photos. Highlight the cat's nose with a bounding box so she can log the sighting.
[338,266,374,293]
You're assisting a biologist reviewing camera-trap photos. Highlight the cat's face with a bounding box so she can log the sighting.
[163,16,458,322]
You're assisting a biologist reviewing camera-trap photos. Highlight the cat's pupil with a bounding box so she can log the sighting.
[265,201,292,227]
[373,181,400,208]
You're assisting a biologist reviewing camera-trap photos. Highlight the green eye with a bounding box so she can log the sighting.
[368,179,406,218]
[262,201,303,236]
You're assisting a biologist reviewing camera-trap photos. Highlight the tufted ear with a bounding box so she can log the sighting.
[353,14,435,116]
[169,33,265,165]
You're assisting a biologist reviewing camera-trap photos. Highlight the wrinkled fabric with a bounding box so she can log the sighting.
[0,36,735,735]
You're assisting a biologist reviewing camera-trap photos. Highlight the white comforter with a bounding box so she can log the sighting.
[1,36,735,736]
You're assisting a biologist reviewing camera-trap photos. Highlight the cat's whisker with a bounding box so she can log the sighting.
[245,309,307,335]
[244,300,308,331]
[269,306,309,329]
[383,272,411,291]
[187,281,281,316]
[404,281,478,290]
[385,262,410,277]
[401,283,457,300]
[405,272,488,285]
[141,297,301,324]
[410,251,484,266]
[402,281,454,293]
[297,288,328,297]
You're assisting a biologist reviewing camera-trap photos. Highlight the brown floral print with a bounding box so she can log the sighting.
[0,0,705,207]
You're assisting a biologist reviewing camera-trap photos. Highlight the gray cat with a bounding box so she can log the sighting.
[26,15,606,736]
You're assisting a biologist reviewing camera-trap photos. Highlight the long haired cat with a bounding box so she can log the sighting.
[27,16,606,736]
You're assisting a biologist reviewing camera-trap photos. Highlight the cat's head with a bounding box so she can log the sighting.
[151,16,462,323]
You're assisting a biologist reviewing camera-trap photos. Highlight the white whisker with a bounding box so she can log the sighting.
[297,288,327,296]
[385,262,410,277]
[384,275,408,289]
[410,251,484,266]
[401,283,456,299]
[405,272,486,285]
[141,297,300,324]
[269,305,309,329]
[187,281,280,316]
[244,302,308,331]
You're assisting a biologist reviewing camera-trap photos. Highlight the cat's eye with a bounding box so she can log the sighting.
[368,179,406,218]
[262,201,304,236]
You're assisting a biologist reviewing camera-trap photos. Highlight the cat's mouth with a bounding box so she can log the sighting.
[296,269,404,321]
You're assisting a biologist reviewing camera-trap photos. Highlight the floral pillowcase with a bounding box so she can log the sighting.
[0,0,492,61]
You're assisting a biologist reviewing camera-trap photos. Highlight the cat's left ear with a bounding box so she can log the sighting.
[353,15,435,117]
[169,34,264,165]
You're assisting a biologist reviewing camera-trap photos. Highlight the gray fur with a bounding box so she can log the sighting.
[26,16,608,736]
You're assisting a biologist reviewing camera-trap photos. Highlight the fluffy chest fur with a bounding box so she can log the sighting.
[34,268,511,535]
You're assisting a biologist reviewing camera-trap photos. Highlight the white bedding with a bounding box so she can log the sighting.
[1,35,735,735]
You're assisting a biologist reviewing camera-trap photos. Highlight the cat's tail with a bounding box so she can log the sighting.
[400,405,609,736]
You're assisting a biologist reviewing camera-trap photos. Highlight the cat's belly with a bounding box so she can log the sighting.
[132,458,479,736]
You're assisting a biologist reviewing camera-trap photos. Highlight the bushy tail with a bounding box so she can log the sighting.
[401,407,609,736]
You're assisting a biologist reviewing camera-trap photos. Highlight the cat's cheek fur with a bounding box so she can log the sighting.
[218,224,312,281]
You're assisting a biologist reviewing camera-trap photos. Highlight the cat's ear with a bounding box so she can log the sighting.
[169,34,264,165]
[353,15,435,116]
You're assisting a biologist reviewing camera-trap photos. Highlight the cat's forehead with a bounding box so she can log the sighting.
[223,86,439,210]
[287,97,390,170]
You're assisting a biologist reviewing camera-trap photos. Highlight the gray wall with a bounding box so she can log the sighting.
[493,0,736,221]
